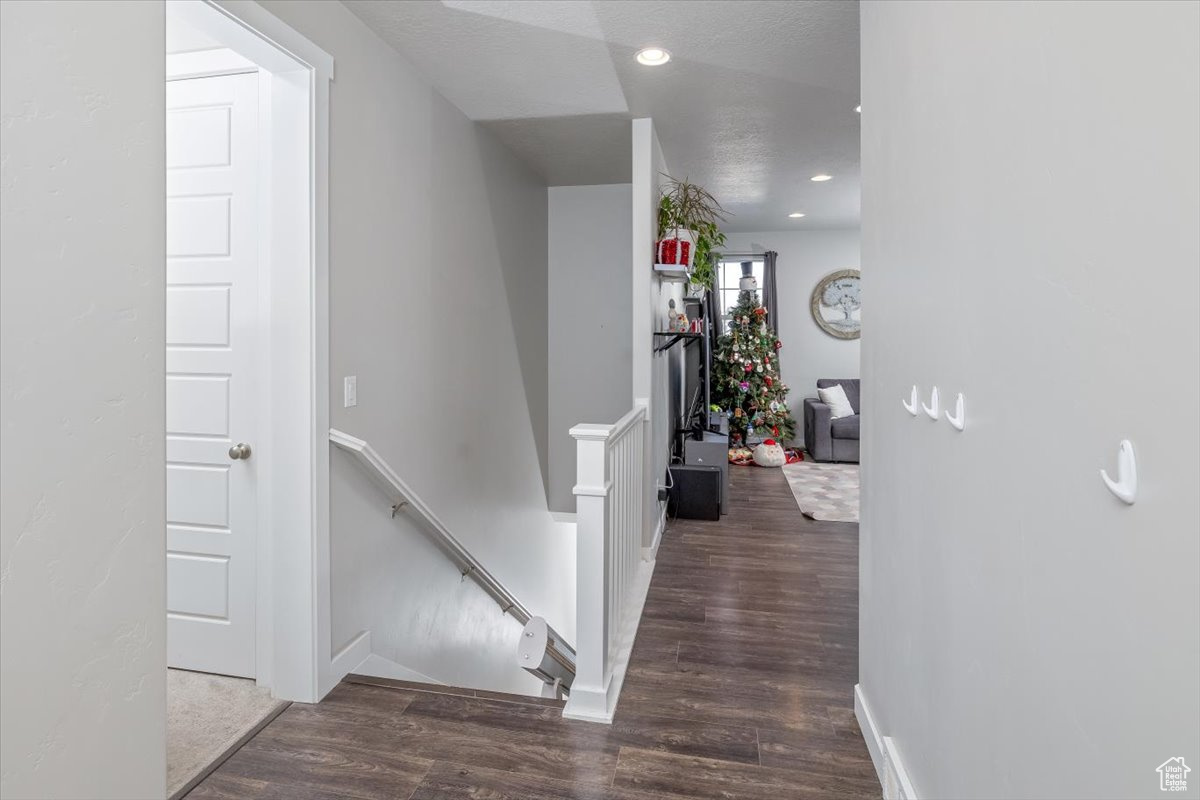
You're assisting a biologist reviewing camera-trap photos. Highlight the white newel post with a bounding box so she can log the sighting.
[565,423,613,722]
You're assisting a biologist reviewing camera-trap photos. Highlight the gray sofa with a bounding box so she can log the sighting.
[803,379,860,463]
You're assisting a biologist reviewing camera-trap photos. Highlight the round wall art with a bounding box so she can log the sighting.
[810,269,861,340]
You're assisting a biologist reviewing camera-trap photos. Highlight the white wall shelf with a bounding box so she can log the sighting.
[653,263,691,282]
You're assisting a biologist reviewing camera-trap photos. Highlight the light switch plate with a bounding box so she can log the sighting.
[344,376,357,408]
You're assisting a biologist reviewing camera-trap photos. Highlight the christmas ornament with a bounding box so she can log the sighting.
[739,381,750,392]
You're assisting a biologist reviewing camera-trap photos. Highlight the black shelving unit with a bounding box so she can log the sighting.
[652,331,702,354]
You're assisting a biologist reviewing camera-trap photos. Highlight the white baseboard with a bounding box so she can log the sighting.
[354,653,443,685]
[642,504,666,561]
[855,684,886,785]
[330,629,445,687]
[855,683,919,800]
[330,629,372,681]
[882,735,919,800]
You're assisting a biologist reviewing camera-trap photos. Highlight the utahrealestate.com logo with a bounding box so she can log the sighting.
[1157,757,1190,792]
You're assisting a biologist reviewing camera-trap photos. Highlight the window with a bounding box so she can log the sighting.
[716,258,764,331]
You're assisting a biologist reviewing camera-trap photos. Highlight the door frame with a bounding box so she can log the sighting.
[167,0,333,703]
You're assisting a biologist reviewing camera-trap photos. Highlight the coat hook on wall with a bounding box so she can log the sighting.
[945,393,966,431]
[922,386,940,420]
[1100,440,1137,505]
[902,385,919,416]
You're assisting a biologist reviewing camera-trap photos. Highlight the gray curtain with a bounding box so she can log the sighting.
[762,250,780,333]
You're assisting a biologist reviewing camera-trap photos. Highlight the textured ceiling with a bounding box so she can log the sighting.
[343,0,860,231]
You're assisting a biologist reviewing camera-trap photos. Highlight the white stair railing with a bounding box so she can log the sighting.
[563,399,651,723]
[329,429,576,676]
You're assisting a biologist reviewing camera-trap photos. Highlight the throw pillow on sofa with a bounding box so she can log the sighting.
[817,383,855,419]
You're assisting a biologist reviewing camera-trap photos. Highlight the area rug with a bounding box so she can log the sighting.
[167,668,288,799]
[781,460,859,522]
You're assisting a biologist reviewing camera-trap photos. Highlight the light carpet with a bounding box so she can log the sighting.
[782,460,859,522]
[168,668,287,799]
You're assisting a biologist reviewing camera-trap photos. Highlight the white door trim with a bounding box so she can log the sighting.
[169,0,332,703]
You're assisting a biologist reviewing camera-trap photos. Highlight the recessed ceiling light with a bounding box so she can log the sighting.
[788,212,806,218]
[811,174,833,182]
[855,105,861,113]
[636,47,671,66]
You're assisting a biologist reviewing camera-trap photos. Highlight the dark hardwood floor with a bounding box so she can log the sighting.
[187,465,878,799]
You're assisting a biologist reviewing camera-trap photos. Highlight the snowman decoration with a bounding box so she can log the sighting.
[738,260,758,292]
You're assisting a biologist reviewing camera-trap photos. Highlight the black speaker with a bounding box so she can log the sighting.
[667,465,722,521]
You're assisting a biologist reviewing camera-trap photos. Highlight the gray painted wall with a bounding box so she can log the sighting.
[0,2,167,797]
[255,0,574,691]
[725,230,860,434]
[860,2,1199,798]
[548,184,634,514]
[645,125,680,544]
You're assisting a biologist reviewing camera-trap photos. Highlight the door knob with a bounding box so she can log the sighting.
[228,442,252,460]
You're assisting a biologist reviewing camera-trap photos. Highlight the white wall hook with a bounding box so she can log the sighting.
[902,385,919,416]
[945,393,966,431]
[1100,440,1137,505]
[921,386,940,420]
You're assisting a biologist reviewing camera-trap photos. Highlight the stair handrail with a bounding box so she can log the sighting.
[329,428,576,664]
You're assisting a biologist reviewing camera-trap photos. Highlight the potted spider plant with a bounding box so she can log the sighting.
[689,219,727,293]
[656,175,729,289]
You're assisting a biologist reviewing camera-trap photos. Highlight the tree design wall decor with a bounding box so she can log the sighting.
[810,269,861,340]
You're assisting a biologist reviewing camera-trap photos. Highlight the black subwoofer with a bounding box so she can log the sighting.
[667,465,722,521]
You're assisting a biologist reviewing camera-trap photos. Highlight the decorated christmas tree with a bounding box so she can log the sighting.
[712,286,796,444]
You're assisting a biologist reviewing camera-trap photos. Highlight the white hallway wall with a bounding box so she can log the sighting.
[860,2,1199,799]
[0,2,166,798]
[244,0,575,692]
[725,230,861,417]
[634,119,677,547]
[547,184,634,514]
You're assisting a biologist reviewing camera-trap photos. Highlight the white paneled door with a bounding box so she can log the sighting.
[166,72,259,678]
